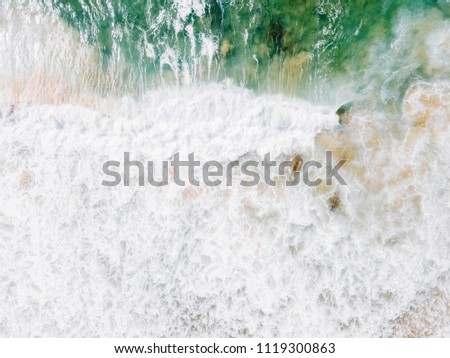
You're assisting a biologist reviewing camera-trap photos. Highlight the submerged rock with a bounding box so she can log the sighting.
[292,154,303,173]
[328,194,341,211]
[336,102,353,126]
[220,40,233,56]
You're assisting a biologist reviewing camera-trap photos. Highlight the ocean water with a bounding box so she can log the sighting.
[0,0,449,337]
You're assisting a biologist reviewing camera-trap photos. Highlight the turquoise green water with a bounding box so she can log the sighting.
[39,0,448,97]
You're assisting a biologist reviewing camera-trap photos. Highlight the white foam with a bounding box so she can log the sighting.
[0,0,449,338]
[0,81,449,337]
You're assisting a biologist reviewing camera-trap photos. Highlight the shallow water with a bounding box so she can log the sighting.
[0,0,449,337]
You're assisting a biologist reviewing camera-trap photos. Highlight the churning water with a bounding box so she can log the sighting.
[0,0,449,337]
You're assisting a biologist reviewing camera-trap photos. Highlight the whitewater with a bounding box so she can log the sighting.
[0,0,449,337]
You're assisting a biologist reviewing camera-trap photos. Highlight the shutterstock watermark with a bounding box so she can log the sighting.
[101,151,347,187]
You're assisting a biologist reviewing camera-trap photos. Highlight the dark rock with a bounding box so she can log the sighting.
[328,194,341,211]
